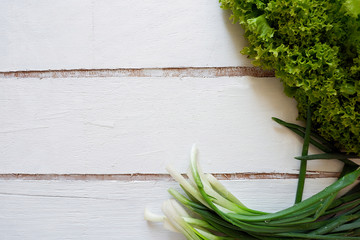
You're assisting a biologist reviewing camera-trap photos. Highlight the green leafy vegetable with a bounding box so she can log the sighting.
[220,0,360,154]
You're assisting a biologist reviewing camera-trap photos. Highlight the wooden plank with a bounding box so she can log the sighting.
[0,0,250,71]
[0,76,344,174]
[0,178,338,240]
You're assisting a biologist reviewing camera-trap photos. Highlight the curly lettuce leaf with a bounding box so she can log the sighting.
[220,0,360,154]
[344,0,360,18]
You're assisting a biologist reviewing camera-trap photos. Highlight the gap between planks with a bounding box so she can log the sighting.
[0,67,274,79]
[0,172,339,181]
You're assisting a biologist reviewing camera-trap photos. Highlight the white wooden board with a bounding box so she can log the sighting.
[0,178,338,240]
[1,1,354,239]
[0,0,251,71]
[0,76,344,174]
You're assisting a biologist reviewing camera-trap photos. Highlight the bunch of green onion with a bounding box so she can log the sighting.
[145,117,360,239]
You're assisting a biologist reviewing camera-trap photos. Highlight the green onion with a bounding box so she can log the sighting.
[295,106,312,204]
[145,117,360,239]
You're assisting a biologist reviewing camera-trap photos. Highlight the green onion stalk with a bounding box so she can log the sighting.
[145,116,360,239]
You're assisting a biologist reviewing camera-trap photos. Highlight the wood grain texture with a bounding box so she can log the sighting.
[0,0,251,71]
[0,76,344,174]
[0,171,340,181]
[0,178,338,240]
[1,1,355,240]
[0,67,274,79]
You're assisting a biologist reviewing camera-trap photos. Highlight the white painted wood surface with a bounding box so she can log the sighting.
[0,0,251,71]
[0,1,350,239]
[0,76,343,174]
[0,178,337,240]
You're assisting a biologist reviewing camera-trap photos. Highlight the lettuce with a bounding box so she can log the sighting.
[221,0,360,154]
